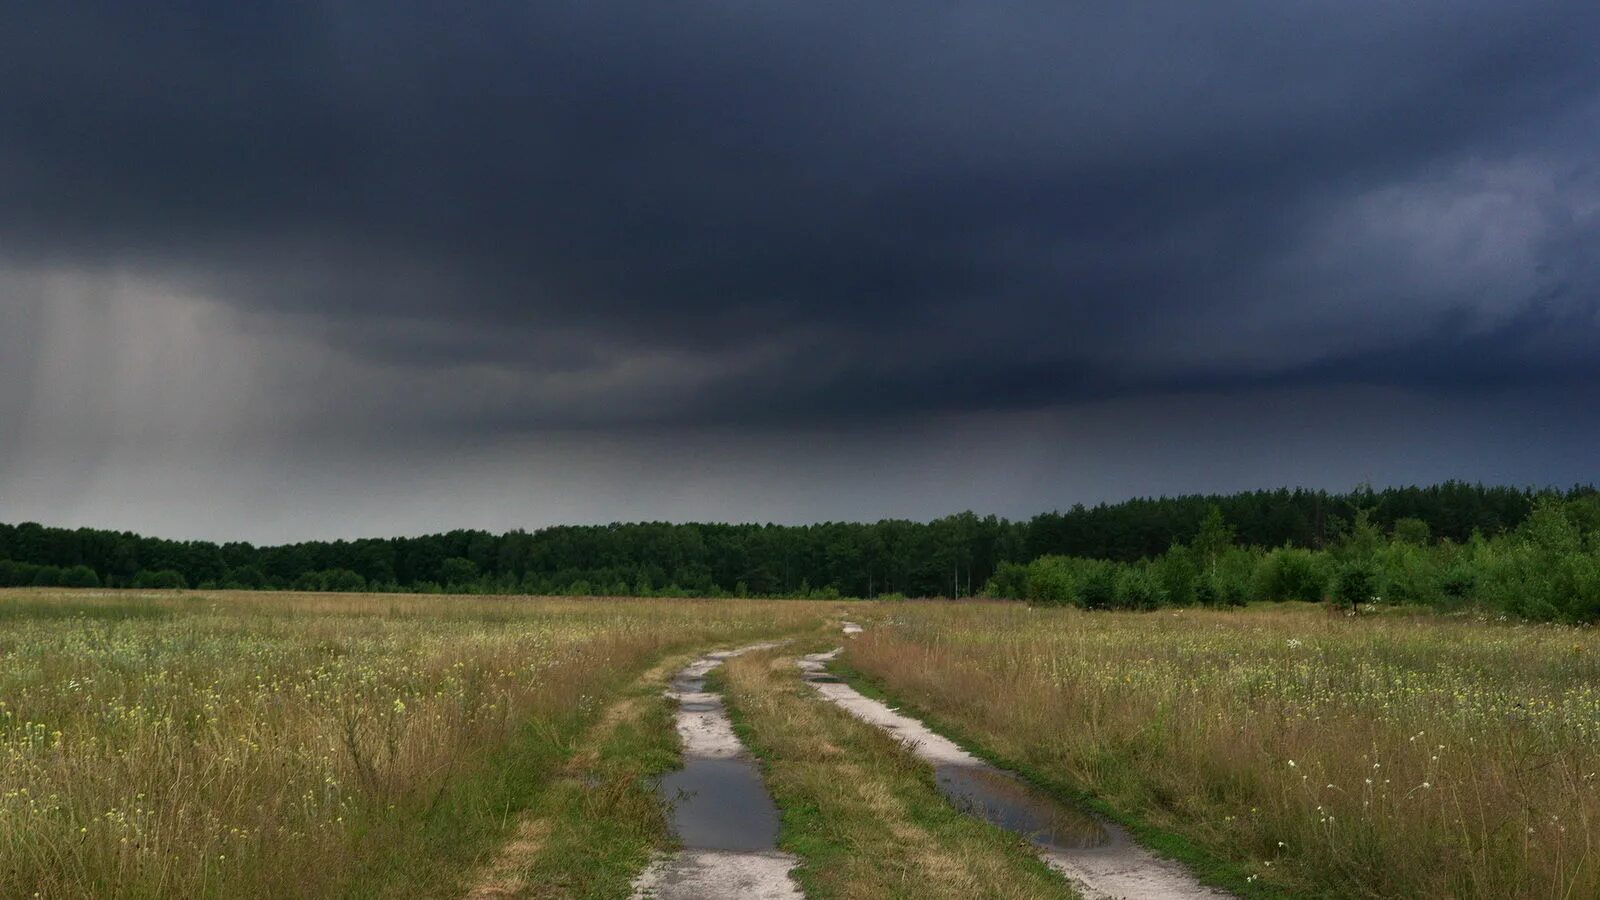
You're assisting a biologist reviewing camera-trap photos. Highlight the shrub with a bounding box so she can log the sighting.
[1213,547,1257,606]
[132,569,188,590]
[439,558,479,590]
[1023,557,1079,605]
[1330,561,1377,610]
[0,561,24,586]
[1253,547,1329,602]
[983,561,1030,599]
[1438,562,1477,606]
[226,566,266,589]
[60,565,101,588]
[1374,543,1441,607]
[324,569,367,592]
[30,566,63,587]
[1113,565,1165,610]
[1392,517,1431,546]
[292,572,327,592]
[1151,544,1198,606]
[1077,561,1118,609]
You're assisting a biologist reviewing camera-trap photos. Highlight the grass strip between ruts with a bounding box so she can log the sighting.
[717,644,1078,900]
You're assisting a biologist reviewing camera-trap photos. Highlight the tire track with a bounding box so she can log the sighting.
[631,643,802,900]
[801,625,1231,900]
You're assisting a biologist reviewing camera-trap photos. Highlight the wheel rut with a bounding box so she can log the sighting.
[631,642,802,900]
[801,623,1232,900]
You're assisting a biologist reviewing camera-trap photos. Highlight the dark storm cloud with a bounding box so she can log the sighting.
[4,1,1600,432]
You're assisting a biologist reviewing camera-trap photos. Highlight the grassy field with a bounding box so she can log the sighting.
[0,589,837,898]
[843,602,1600,899]
[4,588,1595,899]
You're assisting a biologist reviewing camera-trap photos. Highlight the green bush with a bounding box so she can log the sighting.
[292,572,327,592]
[324,569,367,592]
[1151,544,1198,606]
[439,557,479,590]
[31,566,63,587]
[1023,556,1079,605]
[983,561,1030,599]
[0,561,30,586]
[1374,543,1441,606]
[1392,517,1432,546]
[1438,562,1477,605]
[1113,565,1165,610]
[226,566,266,589]
[60,565,101,588]
[1254,547,1329,602]
[1076,560,1118,609]
[1331,561,1377,610]
[1213,547,1258,605]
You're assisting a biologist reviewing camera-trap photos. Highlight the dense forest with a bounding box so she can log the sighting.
[0,483,1585,605]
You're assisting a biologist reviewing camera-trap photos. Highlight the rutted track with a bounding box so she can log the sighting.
[801,624,1231,900]
[631,643,802,900]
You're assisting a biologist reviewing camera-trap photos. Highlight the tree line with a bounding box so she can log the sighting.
[993,492,1600,622]
[0,482,1581,603]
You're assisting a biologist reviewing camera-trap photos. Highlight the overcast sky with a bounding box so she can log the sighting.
[3,2,1599,543]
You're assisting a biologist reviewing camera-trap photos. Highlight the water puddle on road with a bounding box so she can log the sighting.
[633,642,801,900]
[796,650,1105,849]
[934,764,1108,849]
[799,644,1229,899]
[660,757,782,850]
[670,671,707,694]
[656,649,785,852]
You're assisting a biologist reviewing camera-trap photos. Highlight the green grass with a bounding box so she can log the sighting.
[841,603,1600,899]
[719,645,1075,899]
[348,648,691,899]
[345,699,585,898]
[0,589,847,898]
[481,665,685,899]
[829,657,1291,900]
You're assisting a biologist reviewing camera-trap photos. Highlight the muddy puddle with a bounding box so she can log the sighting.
[659,758,781,850]
[633,643,801,900]
[934,763,1108,849]
[795,650,1102,848]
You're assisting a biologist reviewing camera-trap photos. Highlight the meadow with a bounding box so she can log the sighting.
[0,589,835,898]
[842,602,1600,899]
[3,588,1595,899]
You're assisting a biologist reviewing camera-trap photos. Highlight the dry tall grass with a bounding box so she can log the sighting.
[0,589,836,898]
[846,602,1600,898]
